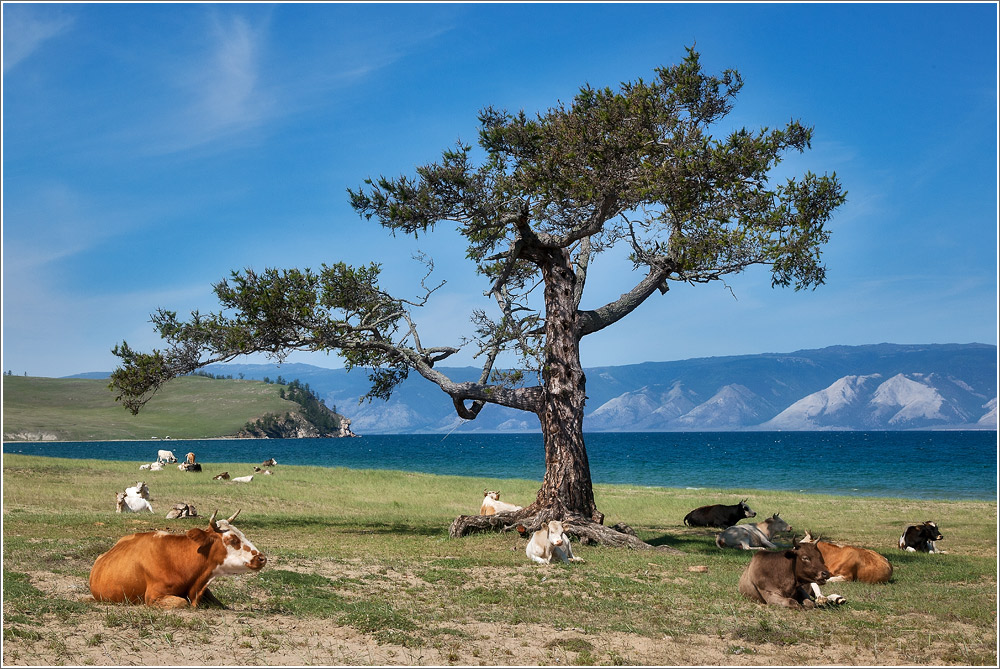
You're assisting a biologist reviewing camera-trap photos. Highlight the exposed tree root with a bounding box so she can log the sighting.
[448,507,683,554]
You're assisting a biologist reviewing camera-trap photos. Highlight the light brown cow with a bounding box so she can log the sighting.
[800,531,893,583]
[89,509,265,608]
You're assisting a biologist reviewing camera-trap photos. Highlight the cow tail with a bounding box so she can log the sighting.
[715,534,724,549]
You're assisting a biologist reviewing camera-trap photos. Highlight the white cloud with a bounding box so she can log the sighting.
[2,7,74,73]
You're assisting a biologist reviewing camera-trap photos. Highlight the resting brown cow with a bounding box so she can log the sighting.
[800,531,893,583]
[738,539,844,609]
[89,509,265,608]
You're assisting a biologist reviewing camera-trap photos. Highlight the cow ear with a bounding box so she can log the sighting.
[186,528,207,542]
[783,550,797,560]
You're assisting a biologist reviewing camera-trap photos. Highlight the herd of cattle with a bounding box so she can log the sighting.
[87,463,947,611]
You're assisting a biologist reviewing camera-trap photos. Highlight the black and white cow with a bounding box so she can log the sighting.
[899,521,944,553]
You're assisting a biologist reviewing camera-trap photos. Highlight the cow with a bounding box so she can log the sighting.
[800,531,893,583]
[262,470,273,475]
[165,503,198,519]
[716,513,791,550]
[149,462,164,471]
[231,475,253,483]
[89,509,265,608]
[178,462,202,472]
[184,452,196,465]
[156,450,177,464]
[684,498,757,528]
[480,490,523,516]
[899,521,944,553]
[526,520,584,564]
[738,538,844,609]
[139,463,152,471]
[115,491,153,514]
[213,472,231,480]
[125,481,150,500]
[261,458,277,467]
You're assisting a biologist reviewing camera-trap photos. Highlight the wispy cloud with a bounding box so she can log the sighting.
[2,6,74,73]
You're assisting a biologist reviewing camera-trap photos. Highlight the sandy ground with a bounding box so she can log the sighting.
[1,567,970,667]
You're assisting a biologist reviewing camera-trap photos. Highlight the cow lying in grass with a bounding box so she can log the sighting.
[115,481,153,513]
[738,538,844,609]
[716,513,791,550]
[899,521,944,553]
[89,509,265,608]
[480,490,522,516]
[526,520,584,564]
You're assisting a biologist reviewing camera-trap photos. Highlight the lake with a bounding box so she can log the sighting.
[3,431,996,501]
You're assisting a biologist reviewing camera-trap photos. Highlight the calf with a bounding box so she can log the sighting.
[165,503,198,519]
[231,475,253,483]
[526,520,584,564]
[684,499,757,528]
[156,450,177,464]
[738,539,843,609]
[213,472,231,480]
[262,458,277,467]
[89,509,265,608]
[899,521,944,553]
[716,513,791,550]
[480,490,523,516]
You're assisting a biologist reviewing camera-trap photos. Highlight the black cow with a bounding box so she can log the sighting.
[684,498,756,528]
[899,521,944,553]
[738,539,845,609]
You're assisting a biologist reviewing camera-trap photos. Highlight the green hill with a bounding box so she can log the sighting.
[1,375,322,442]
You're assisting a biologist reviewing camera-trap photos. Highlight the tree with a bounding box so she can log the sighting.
[109,49,845,550]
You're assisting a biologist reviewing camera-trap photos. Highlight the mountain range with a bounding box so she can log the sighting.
[74,343,997,433]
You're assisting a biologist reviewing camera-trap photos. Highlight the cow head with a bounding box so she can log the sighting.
[484,490,501,501]
[546,520,568,546]
[787,539,831,585]
[922,521,943,541]
[766,513,791,535]
[187,509,266,575]
[739,498,757,519]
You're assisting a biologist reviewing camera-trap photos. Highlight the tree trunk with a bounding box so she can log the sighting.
[448,247,681,554]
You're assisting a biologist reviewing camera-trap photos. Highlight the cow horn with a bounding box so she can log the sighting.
[227,509,241,523]
[209,509,219,531]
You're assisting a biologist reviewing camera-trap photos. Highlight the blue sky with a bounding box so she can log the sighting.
[2,2,997,379]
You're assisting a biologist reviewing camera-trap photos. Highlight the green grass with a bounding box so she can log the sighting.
[2,375,296,441]
[2,453,996,665]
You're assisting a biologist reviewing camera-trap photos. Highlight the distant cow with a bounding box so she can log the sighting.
[738,538,843,609]
[899,521,944,553]
[185,452,196,465]
[231,475,253,483]
[480,490,523,516]
[262,458,277,467]
[716,513,791,550]
[89,509,266,608]
[125,481,150,500]
[213,472,230,480]
[148,462,164,471]
[178,462,202,472]
[526,520,584,564]
[165,503,198,519]
[156,450,177,464]
[684,499,757,528]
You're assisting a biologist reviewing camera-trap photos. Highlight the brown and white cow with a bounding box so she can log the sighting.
[89,509,266,608]
[716,513,791,550]
[526,519,584,564]
[738,539,844,609]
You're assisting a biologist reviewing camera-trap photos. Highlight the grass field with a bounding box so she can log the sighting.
[2,453,996,666]
[2,375,296,441]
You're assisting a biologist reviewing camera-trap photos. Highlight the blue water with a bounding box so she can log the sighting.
[3,432,996,501]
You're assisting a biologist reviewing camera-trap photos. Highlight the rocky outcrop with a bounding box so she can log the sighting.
[236,412,355,439]
[3,431,60,441]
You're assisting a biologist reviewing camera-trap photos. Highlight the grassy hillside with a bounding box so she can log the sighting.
[2,375,300,441]
[2,454,996,666]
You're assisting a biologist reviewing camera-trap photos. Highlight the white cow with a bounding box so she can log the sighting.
[526,520,584,564]
[480,490,523,516]
[125,481,150,500]
[156,450,177,464]
[115,491,153,513]
[231,475,254,483]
